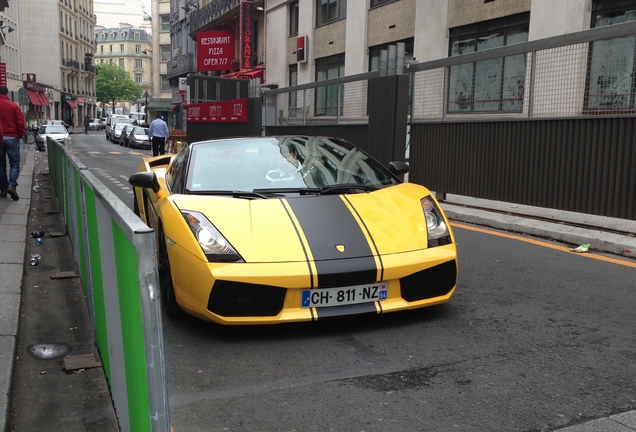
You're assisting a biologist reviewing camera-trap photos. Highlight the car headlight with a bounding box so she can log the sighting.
[181,210,243,262]
[421,196,452,247]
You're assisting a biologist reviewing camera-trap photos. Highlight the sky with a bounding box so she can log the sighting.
[142,0,150,13]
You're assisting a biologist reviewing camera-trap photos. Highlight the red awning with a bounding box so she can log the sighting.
[27,90,45,106]
[39,93,49,105]
[67,101,77,109]
[77,98,85,104]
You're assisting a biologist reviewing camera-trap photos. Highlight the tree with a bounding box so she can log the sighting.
[95,63,142,113]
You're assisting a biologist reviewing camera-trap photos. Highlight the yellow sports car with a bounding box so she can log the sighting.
[129,136,457,325]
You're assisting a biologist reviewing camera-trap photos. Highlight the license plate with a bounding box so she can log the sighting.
[301,282,388,308]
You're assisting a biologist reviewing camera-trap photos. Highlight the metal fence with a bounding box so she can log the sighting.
[262,20,636,219]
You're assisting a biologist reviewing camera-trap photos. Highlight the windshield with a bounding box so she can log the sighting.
[43,126,67,134]
[185,136,400,193]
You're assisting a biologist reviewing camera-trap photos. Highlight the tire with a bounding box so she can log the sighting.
[158,227,184,318]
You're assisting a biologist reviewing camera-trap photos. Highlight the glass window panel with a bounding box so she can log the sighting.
[473,58,503,111]
[477,33,504,51]
[501,54,526,111]
[588,36,635,110]
[448,63,474,112]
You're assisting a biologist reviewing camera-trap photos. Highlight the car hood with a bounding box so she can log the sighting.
[170,183,434,263]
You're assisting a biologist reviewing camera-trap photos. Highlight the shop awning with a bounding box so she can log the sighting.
[77,98,85,105]
[39,93,50,105]
[27,90,46,106]
[146,100,173,111]
[67,101,77,109]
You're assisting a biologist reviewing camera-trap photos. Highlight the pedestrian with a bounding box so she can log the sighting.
[148,112,169,156]
[0,86,26,201]
[83,115,90,134]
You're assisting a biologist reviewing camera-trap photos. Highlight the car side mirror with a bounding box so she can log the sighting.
[388,161,410,176]
[129,172,161,193]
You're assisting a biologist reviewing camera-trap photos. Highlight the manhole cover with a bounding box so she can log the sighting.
[28,343,71,360]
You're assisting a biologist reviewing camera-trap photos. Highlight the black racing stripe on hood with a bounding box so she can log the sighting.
[287,195,377,287]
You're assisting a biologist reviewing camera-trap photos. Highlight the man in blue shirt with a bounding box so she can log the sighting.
[148,112,170,156]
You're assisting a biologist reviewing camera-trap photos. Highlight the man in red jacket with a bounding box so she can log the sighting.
[0,86,26,200]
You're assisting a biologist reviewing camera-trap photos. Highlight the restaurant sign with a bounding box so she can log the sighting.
[197,30,235,71]
[186,99,248,123]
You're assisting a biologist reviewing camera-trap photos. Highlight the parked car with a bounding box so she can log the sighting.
[35,125,69,151]
[129,136,458,324]
[88,118,101,131]
[111,122,129,143]
[105,115,132,141]
[119,124,132,146]
[127,127,150,149]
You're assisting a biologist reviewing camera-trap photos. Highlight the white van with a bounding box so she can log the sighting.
[105,115,132,141]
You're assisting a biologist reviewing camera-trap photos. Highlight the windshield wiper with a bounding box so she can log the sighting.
[253,187,321,195]
[254,184,378,196]
[318,183,378,194]
[186,190,279,199]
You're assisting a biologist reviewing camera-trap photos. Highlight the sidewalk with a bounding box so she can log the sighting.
[0,147,635,431]
[0,143,34,432]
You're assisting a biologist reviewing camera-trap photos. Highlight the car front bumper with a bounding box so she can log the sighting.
[168,241,458,325]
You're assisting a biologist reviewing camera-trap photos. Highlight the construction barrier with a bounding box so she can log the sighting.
[46,137,170,432]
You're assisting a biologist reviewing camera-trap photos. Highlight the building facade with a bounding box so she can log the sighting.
[94,25,153,115]
[148,0,172,117]
[7,0,97,127]
[263,0,633,110]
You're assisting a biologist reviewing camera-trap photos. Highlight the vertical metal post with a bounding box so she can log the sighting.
[302,89,307,125]
[528,50,536,118]
[443,66,449,121]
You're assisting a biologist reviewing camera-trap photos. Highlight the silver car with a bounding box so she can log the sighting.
[35,125,69,151]
[112,122,129,143]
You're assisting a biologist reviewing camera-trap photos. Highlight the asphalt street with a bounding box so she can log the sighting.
[1,141,635,431]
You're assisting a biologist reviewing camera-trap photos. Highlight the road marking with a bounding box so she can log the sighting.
[452,222,636,268]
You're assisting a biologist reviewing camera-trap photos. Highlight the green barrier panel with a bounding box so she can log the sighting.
[46,139,170,432]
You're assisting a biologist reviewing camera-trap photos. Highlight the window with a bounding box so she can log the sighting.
[135,44,142,54]
[161,44,171,61]
[119,58,125,68]
[316,0,346,26]
[447,13,529,113]
[289,0,299,36]
[135,59,143,69]
[161,75,171,91]
[369,38,414,71]
[135,73,142,84]
[371,0,392,6]
[120,44,124,53]
[315,54,345,116]
[134,32,140,40]
[160,15,170,32]
[586,1,636,112]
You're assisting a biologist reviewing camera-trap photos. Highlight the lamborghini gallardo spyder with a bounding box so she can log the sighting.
[128,136,458,324]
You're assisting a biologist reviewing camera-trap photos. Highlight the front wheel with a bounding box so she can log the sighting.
[158,228,184,318]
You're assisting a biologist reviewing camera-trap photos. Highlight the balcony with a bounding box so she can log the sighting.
[188,0,240,36]
[166,53,194,79]
[62,58,81,70]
